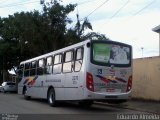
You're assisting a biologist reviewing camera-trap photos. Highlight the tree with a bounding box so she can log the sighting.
[75,16,92,38]
[65,14,109,45]
[64,15,93,45]
[0,0,109,82]
[0,0,77,81]
[41,0,76,50]
[81,32,110,41]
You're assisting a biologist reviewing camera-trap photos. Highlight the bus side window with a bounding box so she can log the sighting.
[63,50,73,73]
[18,64,24,76]
[53,54,62,74]
[46,56,53,74]
[37,59,45,75]
[17,64,24,82]
[74,47,84,72]
[24,63,30,77]
[30,61,37,76]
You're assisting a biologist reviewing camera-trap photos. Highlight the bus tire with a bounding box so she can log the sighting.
[47,88,57,107]
[23,87,31,100]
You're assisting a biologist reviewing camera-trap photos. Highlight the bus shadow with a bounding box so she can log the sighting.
[20,97,123,113]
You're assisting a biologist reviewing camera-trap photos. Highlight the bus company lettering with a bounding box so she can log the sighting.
[94,83,106,87]
[94,82,125,89]
[46,79,61,82]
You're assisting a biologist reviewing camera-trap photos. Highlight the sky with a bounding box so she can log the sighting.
[0,0,160,58]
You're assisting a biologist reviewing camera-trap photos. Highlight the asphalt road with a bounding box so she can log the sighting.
[0,93,155,120]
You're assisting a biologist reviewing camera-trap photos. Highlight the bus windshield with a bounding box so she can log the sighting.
[92,42,131,66]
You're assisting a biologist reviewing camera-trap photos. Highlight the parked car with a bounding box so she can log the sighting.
[0,82,17,93]
[0,85,2,92]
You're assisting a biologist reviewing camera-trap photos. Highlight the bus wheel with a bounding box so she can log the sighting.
[48,88,57,107]
[79,100,93,107]
[23,87,31,100]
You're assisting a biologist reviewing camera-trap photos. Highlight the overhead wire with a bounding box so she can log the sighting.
[0,0,8,5]
[100,0,156,27]
[0,0,39,9]
[121,0,157,24]
[132,0,156,16]
[109,0,130,20]
[77,0,97,5]
[69,0,109,27]
[0,0,29,7]
[99,0,130,27]
[85,0,110,19]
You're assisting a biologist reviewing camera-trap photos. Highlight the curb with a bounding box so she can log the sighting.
[95,101,160,115]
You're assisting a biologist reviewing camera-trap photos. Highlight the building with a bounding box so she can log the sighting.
[152,25,160,56]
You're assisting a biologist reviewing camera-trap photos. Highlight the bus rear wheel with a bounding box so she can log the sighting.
[47,88,57,107]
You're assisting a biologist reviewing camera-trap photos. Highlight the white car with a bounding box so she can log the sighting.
[0,82,17,93]
[0,85,2,92]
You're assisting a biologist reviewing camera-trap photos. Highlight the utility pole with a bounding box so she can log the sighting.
[152,25,160,56]
[141,47,144,58]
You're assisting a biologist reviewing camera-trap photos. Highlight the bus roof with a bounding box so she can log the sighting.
[20,39,131,65]
[20,39,90,64]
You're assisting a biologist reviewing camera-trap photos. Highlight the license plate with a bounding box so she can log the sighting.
[100,88,121,93]
[106,89,121,93]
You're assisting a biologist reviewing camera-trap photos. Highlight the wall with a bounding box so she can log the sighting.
[132,56,160,101]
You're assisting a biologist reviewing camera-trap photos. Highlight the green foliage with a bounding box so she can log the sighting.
[82,32,110,41]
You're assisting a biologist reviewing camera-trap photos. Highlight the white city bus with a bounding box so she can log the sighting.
[18,40,132,106]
